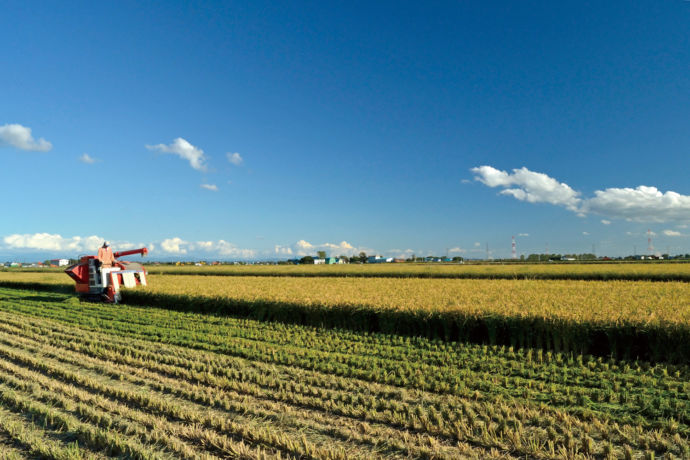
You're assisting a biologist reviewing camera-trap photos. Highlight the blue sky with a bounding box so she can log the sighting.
[2,1,689,260]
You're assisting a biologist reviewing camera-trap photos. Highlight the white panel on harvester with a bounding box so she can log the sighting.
[122,272,136,288]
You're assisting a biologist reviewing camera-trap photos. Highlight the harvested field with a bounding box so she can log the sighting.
[0,286,688,459]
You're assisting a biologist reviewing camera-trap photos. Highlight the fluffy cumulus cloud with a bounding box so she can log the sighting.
[160,237,188,254]
[79,153,96,164]
[583,186,690,222]
[159,237,255,258]
[146,138,207,171]
[200,183,218,191]
[448,247,465,253]
[274,245,293,256]
[1,233,254,259]
[471,166,581,211]
[473,166,690,223]
[279,239,367,257]
[227,152,243,165]
[3,233,105,252]
[663,229,682,237]
[0,124,52,152]
[601,219,611,225]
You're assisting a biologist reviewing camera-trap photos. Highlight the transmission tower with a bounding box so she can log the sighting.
[647,229,653,254]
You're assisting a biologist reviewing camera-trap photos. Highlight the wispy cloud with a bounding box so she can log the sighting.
[601,219,611,225]
[146,138,207,171]
[518,233,529,237]
[200,183,218,191]
[663,229,683,237]
[582,231,590,235]
[0,123,52,152]
[227,152,243,166]
[79,153,97,164]
[472,165,690,223]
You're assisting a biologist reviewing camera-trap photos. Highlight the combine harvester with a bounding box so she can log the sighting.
[65,243,149,303]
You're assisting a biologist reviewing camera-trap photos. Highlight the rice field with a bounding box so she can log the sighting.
[0,286,688,459]
[146,261,690,281]
[1,271,690,360]
[7,261,690,281]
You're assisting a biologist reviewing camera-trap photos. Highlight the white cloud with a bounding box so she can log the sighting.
[200,183,218,191]
[160,237,188,254]
[448,247,465,253]
[601,219,611,225]
[0,124,52,152]
[207,240,255,258]
[294,240,314,256]
[146,138,207,171]
[227,152,243,165]
[158,237,255,258]
[471,166,581,211]
[274,245,293,256]
[473,165,690,223]
[678,224,688,229]
[286,239,368,257]
[474,242,481,247]
[663,229,682,237]
[79,153,96,164]
[3,233,104,252]
[582,231,590,235]
[322,241,354,252]
[583,186,690,222]
[518,233,529,237]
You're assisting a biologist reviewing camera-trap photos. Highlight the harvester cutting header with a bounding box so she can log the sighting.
[65,242,148,303]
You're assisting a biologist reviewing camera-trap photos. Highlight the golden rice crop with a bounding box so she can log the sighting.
[2,271,688,328]
[146,261,690,281]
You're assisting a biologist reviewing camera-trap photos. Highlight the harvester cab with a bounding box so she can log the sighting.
[65,246,149,303]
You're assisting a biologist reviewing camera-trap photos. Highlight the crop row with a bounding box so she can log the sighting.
[5,261,690,281]
[0,286,688,459]
[144,262,690,282]
[1,272,689,363]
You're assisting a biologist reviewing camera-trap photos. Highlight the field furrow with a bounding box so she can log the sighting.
[0,283,689,459]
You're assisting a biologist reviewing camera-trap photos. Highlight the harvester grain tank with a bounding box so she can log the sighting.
[65,244,149,303]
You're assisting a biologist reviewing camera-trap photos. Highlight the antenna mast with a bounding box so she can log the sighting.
[511,236,517,260]
[647,229,653,255]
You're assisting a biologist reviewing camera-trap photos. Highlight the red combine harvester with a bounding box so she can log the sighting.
[65,245,149,303]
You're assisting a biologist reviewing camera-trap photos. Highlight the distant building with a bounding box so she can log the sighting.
[325,257,337,264]
[313,258,326,265]
[50,259,69,267]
